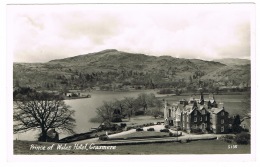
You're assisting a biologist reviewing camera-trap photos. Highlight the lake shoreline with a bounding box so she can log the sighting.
[13,91,250,141]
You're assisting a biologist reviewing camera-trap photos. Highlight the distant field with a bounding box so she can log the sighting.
[13,139,250,155]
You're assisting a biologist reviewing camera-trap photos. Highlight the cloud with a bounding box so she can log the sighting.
[216,22,251,59]
[9,4,253,62]
[55,12,121,45]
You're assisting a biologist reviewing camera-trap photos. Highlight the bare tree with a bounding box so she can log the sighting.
[14,93,76,142]
[241,93,251,130]
[114,99,126,116]
[96,101,115,124]
[123,97,139,120]
[154,99,163,112]
[242,93,251,119]
[136,93,149,111]
[146,93,157,108]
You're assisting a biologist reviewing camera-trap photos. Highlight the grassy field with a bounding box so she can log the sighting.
[13,139,250,155]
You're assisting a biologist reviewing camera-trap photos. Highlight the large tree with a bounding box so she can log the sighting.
[123,97,139,120]
[232,114,242,133]
[95,101,115,124]
[136,93,148,112]
[13,92,76,142]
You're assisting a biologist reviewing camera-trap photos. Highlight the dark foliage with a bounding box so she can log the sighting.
[220,135,235,143]
[234,132,250,145]
[120,123,127,128]
[232,115,242,133]
[111,115,122,122]
[99,135,109,141]
[160,129,169,132]
[136,128,144,131]
[147,128,155,131]
[134,110,145,116]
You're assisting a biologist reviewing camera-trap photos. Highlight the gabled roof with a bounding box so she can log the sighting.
[198,104,203,110]
[184,104,196,115]
[209,99,215,103]
[210,107,224,114]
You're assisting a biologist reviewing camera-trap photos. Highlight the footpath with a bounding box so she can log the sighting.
[72,125,220,145]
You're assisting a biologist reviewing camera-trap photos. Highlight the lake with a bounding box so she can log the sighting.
[13,91,250,141]
[13,90,156,140]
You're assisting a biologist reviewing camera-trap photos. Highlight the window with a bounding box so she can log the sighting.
[205,116,207,121]
[194,117,197,122]
[194,110,197,116]
[221,119,224,124]
[194,124,197,129]
[202,110,205,114]
[221,111,225,116]
[200,117,202,121]
[187,116,189,122]
[205,124,207,128]
[168,109,171,117]
[221,126,224,132]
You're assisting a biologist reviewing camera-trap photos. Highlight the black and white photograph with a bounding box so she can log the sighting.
[6,2,255,158]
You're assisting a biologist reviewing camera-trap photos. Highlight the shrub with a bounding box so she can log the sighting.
[241,128,249,132]
[169,132,181,137]
[174,126,181,131]
[136,128,144,131]
[71,93,78,97]
[234,132,250,145]
[120,123,127,128]
[126,126,133,131]
[221,135,235,143]
[147,128,155,131]
[99,135,109,141]
[111,115,122,122]
[135,110,145,116]
[160,129,169,132]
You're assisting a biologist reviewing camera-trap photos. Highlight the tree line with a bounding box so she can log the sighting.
[92,93,164,126]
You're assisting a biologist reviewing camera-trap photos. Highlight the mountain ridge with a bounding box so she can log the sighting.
[212,58,250,66]
[13,49,250,92]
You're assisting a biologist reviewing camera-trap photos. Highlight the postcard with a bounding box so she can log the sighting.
[6,2,256,163]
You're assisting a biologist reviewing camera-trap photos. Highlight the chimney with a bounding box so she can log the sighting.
[218,102,224,109]
[199,92,204,105]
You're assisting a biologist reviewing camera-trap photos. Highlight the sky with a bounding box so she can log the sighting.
[8,4,253,63]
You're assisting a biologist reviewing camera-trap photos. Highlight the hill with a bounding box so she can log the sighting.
[213,58,250,66]
[13,49,250,93]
